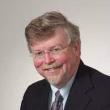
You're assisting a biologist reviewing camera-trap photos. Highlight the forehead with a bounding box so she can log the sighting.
[31,28,69,50]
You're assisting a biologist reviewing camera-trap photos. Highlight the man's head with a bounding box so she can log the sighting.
[25,11,81,88]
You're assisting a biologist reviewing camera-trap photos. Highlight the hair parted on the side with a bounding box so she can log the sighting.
[25,11,80,51]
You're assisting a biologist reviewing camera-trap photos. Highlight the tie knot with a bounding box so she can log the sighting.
[55,90,63,103]
[55,90,60,97]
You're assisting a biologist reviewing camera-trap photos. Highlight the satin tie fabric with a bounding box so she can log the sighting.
[51,90,64,110]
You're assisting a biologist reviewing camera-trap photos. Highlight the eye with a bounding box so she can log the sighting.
[37,51,43,55]
[33,51,43,58]
[51,47,62,54]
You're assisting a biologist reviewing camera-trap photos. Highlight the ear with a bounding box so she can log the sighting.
[72,40,81,56]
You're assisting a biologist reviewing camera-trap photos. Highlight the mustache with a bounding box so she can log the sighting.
[42,62,62,70]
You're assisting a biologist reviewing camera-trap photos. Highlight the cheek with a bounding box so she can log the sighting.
[33,60,43,68]
[56,55,68,64]
[33,55,68,68]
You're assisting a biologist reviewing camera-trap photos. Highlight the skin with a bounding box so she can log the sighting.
[30,28,81,89]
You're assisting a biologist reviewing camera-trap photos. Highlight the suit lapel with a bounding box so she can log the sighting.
[38,80,51,110]
[64,61,94,110]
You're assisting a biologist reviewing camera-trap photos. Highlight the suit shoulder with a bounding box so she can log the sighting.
[29,79,49,88]
[28,79,50,90]
[79,61,110,80]
[85,65,110,89]
[21,80,51,110]
[24,79,50,96]
[87,65,110,80]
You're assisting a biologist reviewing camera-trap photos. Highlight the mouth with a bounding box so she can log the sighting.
[44,65,62,71]
[43,67,62,78]
[42,62,62,70]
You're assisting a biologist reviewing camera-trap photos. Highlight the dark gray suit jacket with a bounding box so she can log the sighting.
[20,60,110,110]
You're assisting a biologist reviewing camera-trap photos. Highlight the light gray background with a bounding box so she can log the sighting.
[0,0,110,110]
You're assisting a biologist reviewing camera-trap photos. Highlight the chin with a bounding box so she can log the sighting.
[47,78,63,88]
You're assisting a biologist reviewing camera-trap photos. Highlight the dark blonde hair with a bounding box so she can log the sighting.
[25,11,80,51]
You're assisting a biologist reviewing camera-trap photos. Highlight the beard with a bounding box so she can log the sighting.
[43,63,67,88]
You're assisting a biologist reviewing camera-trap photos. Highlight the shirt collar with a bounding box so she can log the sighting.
[51,72,76,97]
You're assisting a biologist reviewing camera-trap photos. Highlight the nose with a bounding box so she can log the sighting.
[44,52,55,64]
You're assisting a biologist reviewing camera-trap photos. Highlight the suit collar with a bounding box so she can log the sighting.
[64,60,94,110]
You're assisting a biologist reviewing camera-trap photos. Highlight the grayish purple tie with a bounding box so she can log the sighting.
[51,90,64,110]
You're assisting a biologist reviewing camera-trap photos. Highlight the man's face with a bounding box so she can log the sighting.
[30,28,80,88]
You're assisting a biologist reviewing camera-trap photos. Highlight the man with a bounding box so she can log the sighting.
[20,11,110,110]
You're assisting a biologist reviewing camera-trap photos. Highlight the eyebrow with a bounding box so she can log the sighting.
[31,44,64,52]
